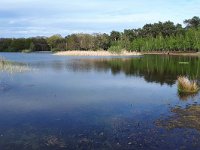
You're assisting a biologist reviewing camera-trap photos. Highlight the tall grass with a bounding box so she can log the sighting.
[177,76,199,93]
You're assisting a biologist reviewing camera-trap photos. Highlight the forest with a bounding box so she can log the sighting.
[0,16,200,53]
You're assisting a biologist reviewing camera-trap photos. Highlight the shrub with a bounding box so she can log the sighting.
[108,45,123,54]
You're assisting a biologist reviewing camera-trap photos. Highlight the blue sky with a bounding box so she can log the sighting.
[0,0,200,37]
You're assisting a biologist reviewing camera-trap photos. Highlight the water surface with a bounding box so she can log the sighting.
[0,52,200,150]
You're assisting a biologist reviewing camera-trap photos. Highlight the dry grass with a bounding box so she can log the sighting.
[177,76,199,93]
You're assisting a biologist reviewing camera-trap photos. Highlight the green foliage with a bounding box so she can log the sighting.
[108,45,123,54]
[47,34,66,51]
[122,29,136,42]
[110,31,121,41]
[66,33,110,51]
[128,27,200,52]
[0,38,50,52]
[29,38,50,52]
[95,33,110,50]
[184,16,200,29]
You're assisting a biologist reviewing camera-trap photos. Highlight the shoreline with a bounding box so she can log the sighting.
[54,50,142,56]
[141,51,200,56]
[1,51,200,57]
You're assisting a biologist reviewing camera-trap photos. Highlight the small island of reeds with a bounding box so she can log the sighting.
[177,76,199,94]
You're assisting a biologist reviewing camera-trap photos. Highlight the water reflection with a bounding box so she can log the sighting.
[65,55,200,86]
[178,91,199,101]
[3,53,199,86]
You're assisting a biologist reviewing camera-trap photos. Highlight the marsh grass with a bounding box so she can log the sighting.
[0,57,31,73]
[177,76,199,93]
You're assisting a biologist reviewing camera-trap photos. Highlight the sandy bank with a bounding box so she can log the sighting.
[54,51,142,56]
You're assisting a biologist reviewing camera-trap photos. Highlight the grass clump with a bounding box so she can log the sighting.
[177,76,199,93]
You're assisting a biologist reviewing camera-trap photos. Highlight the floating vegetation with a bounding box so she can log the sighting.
[177,76,199,93]
[178,62,189,65]
[156,105,200,131]
[0,57,31,73]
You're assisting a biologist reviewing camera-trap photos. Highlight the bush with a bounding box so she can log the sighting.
[108,45,123,54]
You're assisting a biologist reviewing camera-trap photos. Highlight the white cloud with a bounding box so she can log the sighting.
[0,0,200,37]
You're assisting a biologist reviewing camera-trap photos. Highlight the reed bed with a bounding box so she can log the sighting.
[54,50,142,56]
[0,57,31,73]
[177,76,199,93]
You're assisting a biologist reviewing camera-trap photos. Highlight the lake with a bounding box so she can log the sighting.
[0,52,200,150]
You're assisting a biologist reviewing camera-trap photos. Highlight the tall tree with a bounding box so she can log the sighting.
[110,31,121,41]
[184,16,200,29]
[47,34,66,51]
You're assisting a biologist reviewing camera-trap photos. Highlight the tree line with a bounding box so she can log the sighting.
[0,16,200,52]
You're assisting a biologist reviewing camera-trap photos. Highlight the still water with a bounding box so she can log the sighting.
[0,52,200,150]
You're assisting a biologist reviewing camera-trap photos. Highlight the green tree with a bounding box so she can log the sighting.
[184,16,200,29]
[47,34,66,51]
[110,31,121,41]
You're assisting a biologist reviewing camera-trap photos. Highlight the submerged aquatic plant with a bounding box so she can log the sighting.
[44,136,66,148]
[177,76,199,93]
[156,105,200,131]
[0,57,31,73]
